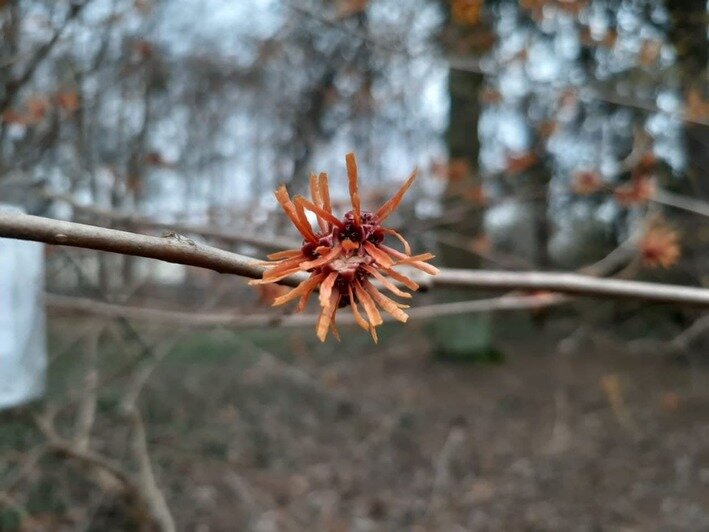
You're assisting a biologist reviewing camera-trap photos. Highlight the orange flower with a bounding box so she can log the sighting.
[639,224,680,269]
[470,233,491,254]
[451,0,484,26]
[505,152,538,174]
[431,157,470,182]
[634,152,656,178]
[685,88,709,122]
[461,184,487,205]
[251,152,439,342]
[55,90,80,113]
[571,170,604,196]
[614,176,655,207]
[253,283,290,307]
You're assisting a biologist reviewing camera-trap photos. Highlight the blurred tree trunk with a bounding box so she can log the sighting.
[665,0,708,288]
[529,157,551,269]
[0,0,20,174]
[430,66,498,361]
[289,67,336,190]
[440,67,484,267]
[666,0,709,198]
[122,71,154,287]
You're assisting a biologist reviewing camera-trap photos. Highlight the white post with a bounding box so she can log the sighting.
[0,204,46,409]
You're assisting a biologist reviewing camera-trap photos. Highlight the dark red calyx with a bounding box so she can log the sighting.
[367,228,384,245]
[301,241,318,259]
[339,222,363,242]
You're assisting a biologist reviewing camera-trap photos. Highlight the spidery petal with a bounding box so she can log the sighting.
[375,168,417,222]
[346,152,361,225]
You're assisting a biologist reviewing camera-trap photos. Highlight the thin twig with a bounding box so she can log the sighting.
[73,329,100,452]
[45,292,568,327]
[0,1,92,113]
[653,189,709,218]
[33,402,175,530]
[126,409,176,532]
[427,423,467,516]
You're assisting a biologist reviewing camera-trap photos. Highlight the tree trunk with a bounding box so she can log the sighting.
[430,67,498,361]
[666,0,709,198]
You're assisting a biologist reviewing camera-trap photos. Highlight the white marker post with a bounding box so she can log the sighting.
[0,204,46,409]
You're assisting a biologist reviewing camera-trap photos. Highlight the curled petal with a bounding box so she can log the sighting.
[262,255,306,270]
[381,267,419,291]
[319,172,332,214]
[249,256,304,285]
[375,168,417,222]
[272,273,324,307]
[275,186,317,242]
[316,290,340,342]
[382,228,411,256]
[364,281,409,323]
[346,152,361,224]
[267,249,303,260]
[319,271,339,309]
[297,279,320,311]
[249,266,301,285]
[381,245,439,275]
[363,241,394,268]
[309,172,322,206]
[349,284,378,343]
[362,264,411,298]
[399,260,439,276]
[294,197,318,242]
[297,196,345,229]
[309,173,327,233]
[348,284,370,332]
[300,245,342,270]
[330,309,342,342]
[399,252,435,263]
[354,281,383,326]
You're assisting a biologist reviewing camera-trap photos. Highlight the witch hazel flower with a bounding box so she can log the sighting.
[251,152,439,342]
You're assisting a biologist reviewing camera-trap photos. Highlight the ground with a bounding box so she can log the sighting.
[2,316,708,531]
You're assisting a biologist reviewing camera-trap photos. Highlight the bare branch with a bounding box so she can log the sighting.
[433,269,709,307]
[44,190,299,251]
[127,410,176,532]
[671,313,709,351]
[0,444,48,495]
[0,211,306,287]
[653,189,709,218]
[34,400,176,531]
[3,212,709,306]
[427,422,467,516]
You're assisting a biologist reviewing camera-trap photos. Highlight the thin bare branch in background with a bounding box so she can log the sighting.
[126,409,176,532]
[73,329,100,452]
[45,292,568,327]
[0,1,92,113]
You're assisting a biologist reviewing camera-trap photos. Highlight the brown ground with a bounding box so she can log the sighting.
[130,327,709,530]
[3,318,709,531]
